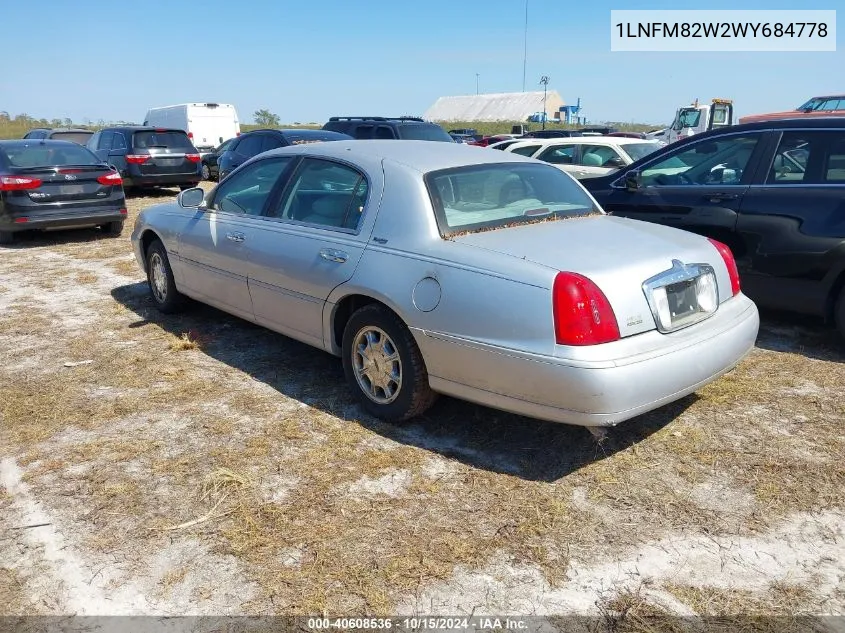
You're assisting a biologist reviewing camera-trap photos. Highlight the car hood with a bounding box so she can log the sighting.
[450,215,730,337]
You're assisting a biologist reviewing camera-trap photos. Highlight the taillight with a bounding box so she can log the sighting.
[126,155,150,164]
[707,238,740,296]
[119,208,128,215]
[185,153,201,163]
[188,132,194,138]
[97,172,123,186]
[0,175,42,191]
[553,272,620,346]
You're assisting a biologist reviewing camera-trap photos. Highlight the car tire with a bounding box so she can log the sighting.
[835,288,845,340]
[0,230,13,245]
[201,164,210,180]
[342,304,437,422]
[145,239,185,314]
[103,221,124,236]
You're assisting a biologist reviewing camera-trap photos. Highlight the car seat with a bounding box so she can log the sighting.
[581,152,604,167]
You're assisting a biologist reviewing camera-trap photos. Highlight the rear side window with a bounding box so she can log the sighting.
[97,131,114,150]
[236,135,264,157]
[396,124,453,142]
[133,130,193,150]
[49,131,94,144]
[261,135,284,152]
[537,145,575,164]
[374,126,395,139]
[766,132,845,184]
[3,143,101,167]
[510,144,541,157]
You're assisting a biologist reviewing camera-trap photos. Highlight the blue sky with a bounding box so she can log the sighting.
[1,0,841,126]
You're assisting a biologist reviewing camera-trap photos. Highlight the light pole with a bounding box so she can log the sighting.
[522,0,528,92]
[540,75,549,130]
[476,73,480,95]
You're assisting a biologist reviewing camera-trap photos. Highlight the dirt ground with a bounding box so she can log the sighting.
[1,185,844,630]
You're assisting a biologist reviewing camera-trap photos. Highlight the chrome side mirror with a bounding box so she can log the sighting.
[178,187,205,209]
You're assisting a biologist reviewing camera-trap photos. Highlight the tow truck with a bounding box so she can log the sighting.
[646,98,734,144]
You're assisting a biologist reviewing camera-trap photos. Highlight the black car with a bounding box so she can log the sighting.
[0,140,126,245]
[322,117,453,142]
[581,117,845,337]
[216,129,352,180]
[23,128,95,145]
[201,137,236,181]
[519,129,583,139]
[87,126,201,191]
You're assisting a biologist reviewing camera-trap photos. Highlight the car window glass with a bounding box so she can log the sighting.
[510,144,541,157]
[110,132,126,151]
[236,135,264,157]
[262,136,284,152]
[767,133,812,184]
[374,126,394,140]
[579,144,623,168]
[98,131,114,150]
[273,158,368,230]
[537,145,575,164]
[640,135,760,186]
[353,125,373,140]
[211,158,293,216]
[824,134,845,183]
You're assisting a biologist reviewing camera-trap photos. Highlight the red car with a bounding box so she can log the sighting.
[739,94,845,124]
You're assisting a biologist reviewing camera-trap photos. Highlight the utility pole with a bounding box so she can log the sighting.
[522,0,528,92]
[540,75,549,130]
[476,73,480,95]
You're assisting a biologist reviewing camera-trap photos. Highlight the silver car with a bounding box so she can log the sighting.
[131,141,759,429]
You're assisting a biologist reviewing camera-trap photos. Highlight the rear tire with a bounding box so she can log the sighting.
[342,304,437,422]
[145,239,185,314]
[104,221,124,236]
[0,231,13,245]
[835,288,845,340]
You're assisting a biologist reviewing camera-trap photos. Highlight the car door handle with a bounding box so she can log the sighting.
[707,192,740,202]
[226,232,245,243]
[319,248,348,263]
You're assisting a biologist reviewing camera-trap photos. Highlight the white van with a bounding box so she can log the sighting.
[143,103,240,152]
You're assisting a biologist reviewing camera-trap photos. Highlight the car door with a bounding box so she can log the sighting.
[246,157,378,347]
[91,130,114,162]
[734,129,845,315]
[600,132,766,239]
[176,157,295,320]
[107,131,128,172]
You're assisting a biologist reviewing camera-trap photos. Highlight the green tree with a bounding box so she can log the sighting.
[253,109,280,127]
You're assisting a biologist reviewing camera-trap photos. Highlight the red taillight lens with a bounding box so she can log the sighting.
[97,172,123,186]
[188,132,194,138]
[553,272,620,346]
[119,208,128,215]
[126,155,150,164]
[707,238,740,296]
[185,153,201,163]
[0,175,42,191]
[14,217,29,223]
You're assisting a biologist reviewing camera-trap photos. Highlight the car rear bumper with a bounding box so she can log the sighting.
[0,205,127,233]
[418,294,759,427]
[124,174,200,187]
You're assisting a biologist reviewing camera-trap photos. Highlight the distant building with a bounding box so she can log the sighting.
[424,91,566,122]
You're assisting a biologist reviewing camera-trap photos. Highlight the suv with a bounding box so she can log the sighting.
[87,126,201,191]
[322,117,453,142]
[216,129,352,180]
[581,117,845,337]
[520,130,583,139]
[23,128,94,145]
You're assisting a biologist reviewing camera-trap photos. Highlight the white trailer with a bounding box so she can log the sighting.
[143,103,240,152]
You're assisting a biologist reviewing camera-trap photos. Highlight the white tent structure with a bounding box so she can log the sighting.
[424,91,565,122]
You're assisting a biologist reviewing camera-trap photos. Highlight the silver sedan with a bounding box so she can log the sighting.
[131,141,759,428]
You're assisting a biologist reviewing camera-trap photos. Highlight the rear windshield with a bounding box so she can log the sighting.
[49,131,94,144]
[2,143,101,168]
[621,142,662,162]
[426,163,600,236]
[133,130,194,150]
[397,124,453,142]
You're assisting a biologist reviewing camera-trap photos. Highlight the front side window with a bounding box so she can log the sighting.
[674,109,702,130]
[537,144,575,165]
[579,144,624,168]
[273,158,368,230]
[97,131,114,150]
[210,158,293,216]
[640,135,760,186]
[426,163,600,235]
